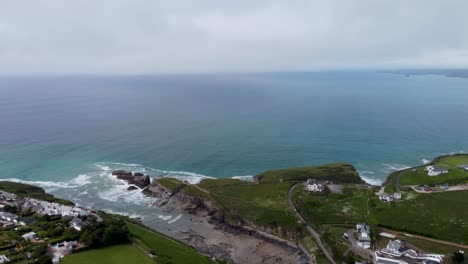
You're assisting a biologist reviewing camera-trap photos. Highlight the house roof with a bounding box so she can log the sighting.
[387,240,402,251]
[307,179,318,185]
[22,232,37,239]
[20,217,36,225]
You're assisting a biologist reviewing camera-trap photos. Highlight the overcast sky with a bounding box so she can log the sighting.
[1,0,468,74]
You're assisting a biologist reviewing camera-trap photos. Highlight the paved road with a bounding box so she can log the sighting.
[287,183,336,264]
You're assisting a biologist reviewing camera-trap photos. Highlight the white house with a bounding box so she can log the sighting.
[70,217,88,231]
[458,164,468,171]
[0,255,10,264]
[393,193,402,200]
[379,193,393,202]
[305,179,324,192]
[356,223,371,249]
[425,165,448,176]
[22,232,38,241]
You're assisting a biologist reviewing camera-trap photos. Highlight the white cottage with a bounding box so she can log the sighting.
[305,179,324,192]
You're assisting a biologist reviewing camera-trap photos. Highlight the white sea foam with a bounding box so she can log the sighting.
[97,171,155,205]
[382,163,411,172]
[360,175,383,186]
[231,175,255,181]
[168,214,182,224]
[3,173,93,191]
[421,159,431,164]
[157,214,172,221]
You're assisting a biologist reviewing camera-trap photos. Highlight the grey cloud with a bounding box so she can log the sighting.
[1,0,468,74]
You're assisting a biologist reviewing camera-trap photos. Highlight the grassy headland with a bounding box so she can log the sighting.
[0,181,74,205]
[254,163,363,184]
[385,154,468,186]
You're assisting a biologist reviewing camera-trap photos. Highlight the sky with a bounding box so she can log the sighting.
[1,0,468,74]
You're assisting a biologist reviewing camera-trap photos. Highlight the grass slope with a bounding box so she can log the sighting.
[126,222,213,264]
[370,190,468,245]
[200,179,303,235]
[62,244,154,264]
[254,163,363,184]
[386,154,468,186]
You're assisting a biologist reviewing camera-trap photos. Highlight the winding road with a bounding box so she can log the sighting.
[287,182,336,264]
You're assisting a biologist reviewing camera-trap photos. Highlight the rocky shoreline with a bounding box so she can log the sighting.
[112,170,309,264]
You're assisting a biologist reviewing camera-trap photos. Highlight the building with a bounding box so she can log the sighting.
[425,166,448,176]
[0,255,10,263]
[393,193,402,200]
[70,217,88,231]
[21,232,38,241]
[19,217,36,226]
[379,193,393,202]
[457,164,468,171]
[356,223,371,249]
[0,212,18,223]
[305,179,324,192]
[378,240,444,263]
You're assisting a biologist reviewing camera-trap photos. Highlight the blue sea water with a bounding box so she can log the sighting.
[1,72,468,223]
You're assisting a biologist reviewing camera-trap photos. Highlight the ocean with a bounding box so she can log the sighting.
[1,72,468,224]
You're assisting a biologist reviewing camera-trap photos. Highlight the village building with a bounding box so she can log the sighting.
[457,164,468,171]
[0,212,18,223]
[19,217,36,226]
[356,223,371,249]
[379,193,393,202]
[70,217,88,231]
[0,255,10,264]
[425,165,448,176]
[305,179,324,192]
[377,240,444,264]
[21,232,38,241]
[393,193,402,200]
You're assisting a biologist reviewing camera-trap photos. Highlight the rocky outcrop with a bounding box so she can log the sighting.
[112,170,151,189]
[127,186,138,191]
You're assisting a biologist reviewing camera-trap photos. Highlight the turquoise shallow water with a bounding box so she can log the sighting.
[1,72,468,222]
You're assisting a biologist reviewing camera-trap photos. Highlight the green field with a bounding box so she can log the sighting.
[386,154,468,186]
[62,244,154,264]
[254,163,363,184]
[126,222,213,264]
[292,186,371,228]
[370,190,468,244]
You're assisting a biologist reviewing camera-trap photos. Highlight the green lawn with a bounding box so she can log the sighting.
[386,154,468,186]
[254,163,363,184]
[370,190,468,245]
[126,223,213,264]
[62,244,154,264]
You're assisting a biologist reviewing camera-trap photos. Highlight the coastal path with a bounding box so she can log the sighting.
[287,182,336,264]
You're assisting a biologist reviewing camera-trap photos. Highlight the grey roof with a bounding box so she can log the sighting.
[1,212,18,219]
[307,179,318,185]
[387,240,402,251]
[70,217,83,225]
[430,166,447,172]
[20,217,36,225]
[358,236,371,242]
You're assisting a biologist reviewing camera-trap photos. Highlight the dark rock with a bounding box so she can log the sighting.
[127,186,138,191]
[134,173,144,176]
[112,170,151,188]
